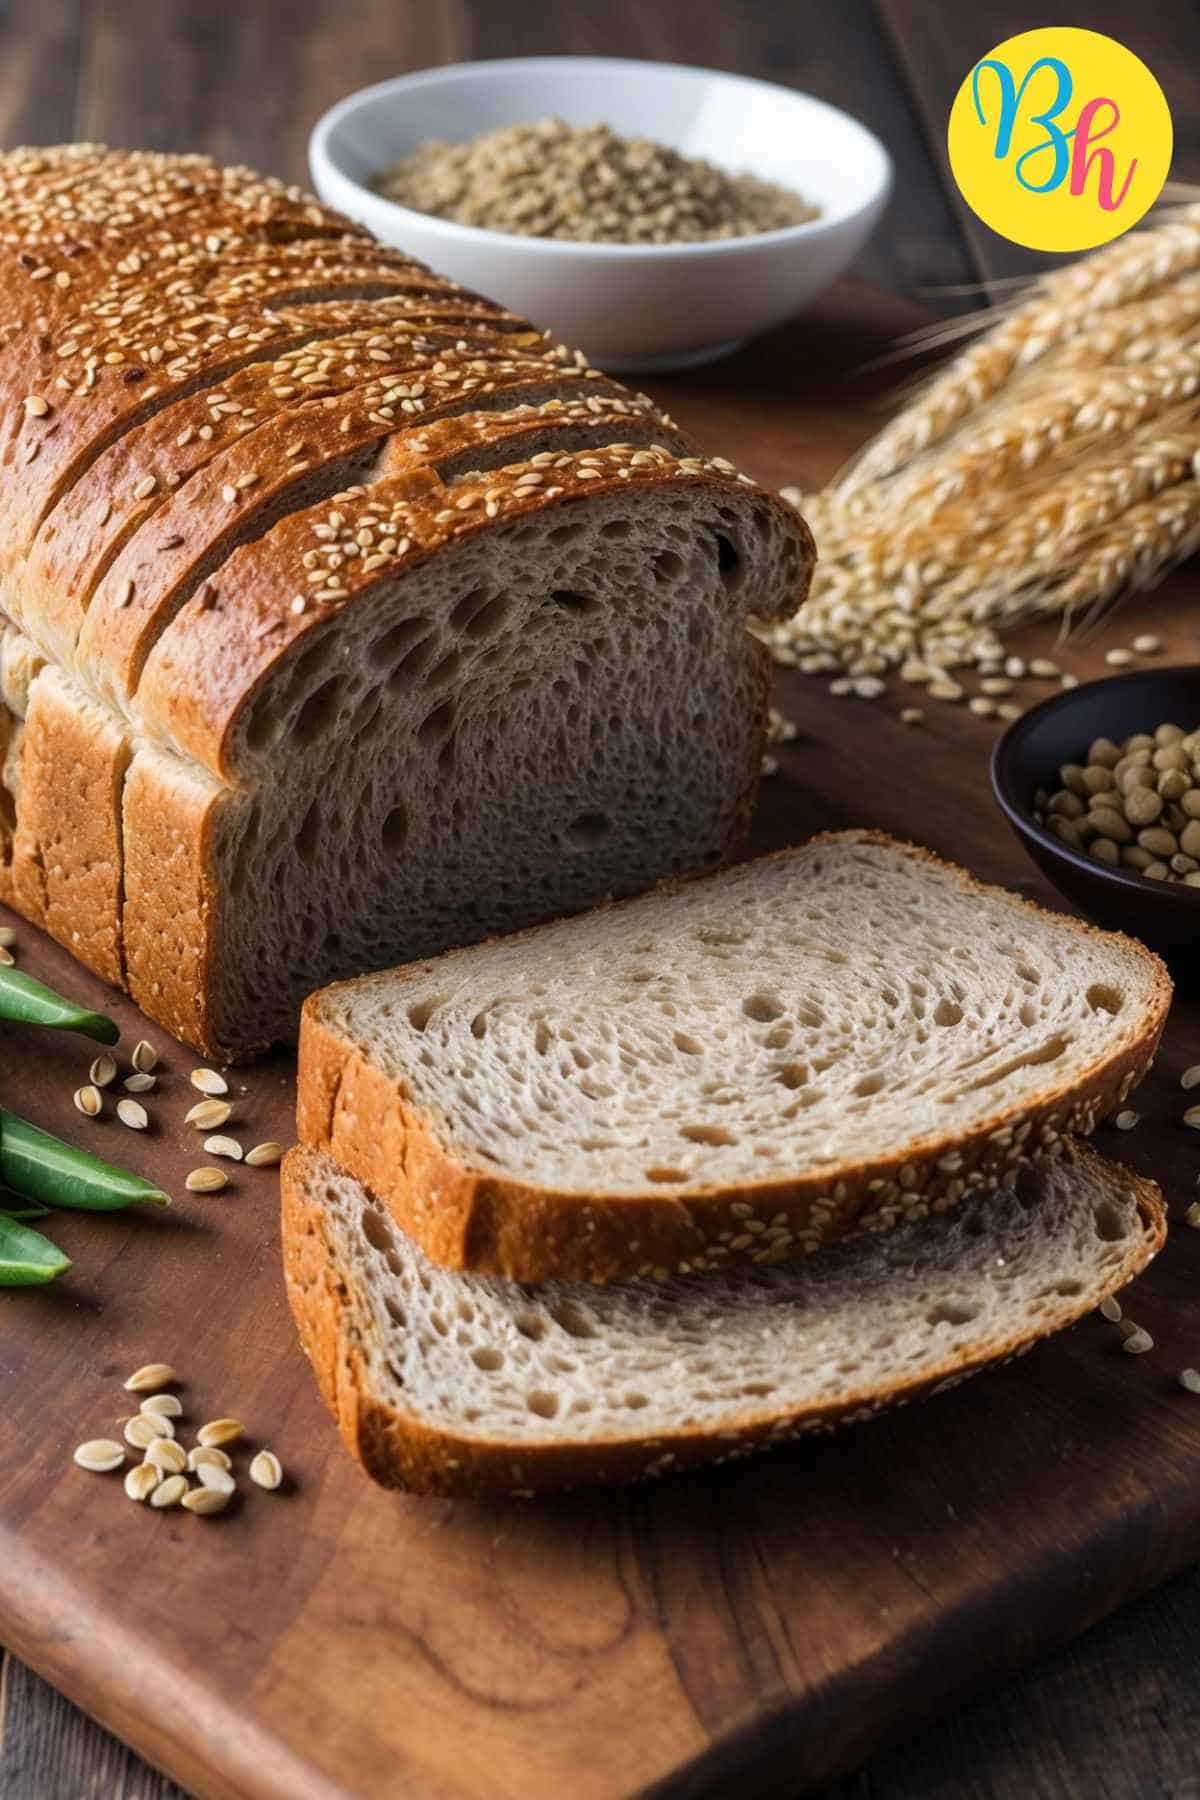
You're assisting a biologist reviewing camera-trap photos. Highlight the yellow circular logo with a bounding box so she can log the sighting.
[948,27,1172,252]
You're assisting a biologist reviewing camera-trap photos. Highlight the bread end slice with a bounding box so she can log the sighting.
[282,1140,1165,1496]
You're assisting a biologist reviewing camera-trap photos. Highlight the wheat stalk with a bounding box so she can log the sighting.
[774,207,1200,686]
[840,205,1200,494]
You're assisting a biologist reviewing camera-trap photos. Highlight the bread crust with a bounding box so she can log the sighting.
[10,666,129,985]
[0,146,814,1057]
[280,1139,1166,1496]
[296,832,1172,1283]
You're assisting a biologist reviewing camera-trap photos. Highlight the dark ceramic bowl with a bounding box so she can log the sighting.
[992,664,1200,979]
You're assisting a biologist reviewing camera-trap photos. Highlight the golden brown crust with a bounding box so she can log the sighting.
[280,1140,1166,1496]
[295,832,1172,1283]
[9,667,129,985]
[83,361,639,712]
[119,750,237,1059]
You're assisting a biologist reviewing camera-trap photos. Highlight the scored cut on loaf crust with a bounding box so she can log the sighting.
[297,832,1171,1282]
[281,1139,1166,1496]
[0,145,813,1056]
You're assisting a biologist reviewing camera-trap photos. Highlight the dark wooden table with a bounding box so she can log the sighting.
[2,2,1199,1796]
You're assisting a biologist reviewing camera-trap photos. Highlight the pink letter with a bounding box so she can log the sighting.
[1070,97,1137,211]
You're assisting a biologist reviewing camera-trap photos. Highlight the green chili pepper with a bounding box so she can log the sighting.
[0,1213,70,1284]
[0,1109,169,1211]
[0,965,119,1043]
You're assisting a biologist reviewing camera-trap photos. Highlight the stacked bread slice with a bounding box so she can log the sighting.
[0,146,814,1056]
[283,833,1172,1495]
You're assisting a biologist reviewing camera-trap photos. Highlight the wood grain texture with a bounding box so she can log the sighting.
[4,2,1200,1797]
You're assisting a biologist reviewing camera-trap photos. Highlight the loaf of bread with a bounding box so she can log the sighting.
[282,1138,1165,1495]
[297,833,1169,1282]
[0,146,814,1056]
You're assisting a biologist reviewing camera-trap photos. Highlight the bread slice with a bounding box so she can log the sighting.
[281,1139,1166,1495]
[298,833,1171,1282]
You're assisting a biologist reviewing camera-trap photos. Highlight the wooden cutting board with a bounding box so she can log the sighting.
[4,283,1200,1800]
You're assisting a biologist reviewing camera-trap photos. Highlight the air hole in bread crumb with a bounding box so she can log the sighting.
[471,1346,504,1372]
[653,550,684,582]
[294,679,342,745]
[361,1208,395,1254]
[470,1009,489,1040]
[927,1301,978,1327]
[465,594,513,640]
[515,1312,547,1341]
[296,799,321,865]
[601,519,631,540]
[406,995,445,1032]
[384,1297,406,1328]
[526,1389,559,1418]
[742,1382,775,1397]
[680,1123,736,1146]
[534,1021,552,1055]
[418,699,455,745]
[1086,983,1123,1016]
[645,1166,689,1183]
[624,1392,650,1410]
[566,811,612,846]
[714,533,742,590]
[1092,1200,1128,1242]
[370,616,428,668]
[673,1031,704,1056]
[774,1062,809,1090]
[933,998,963,1027]
[853,1071,885,1098]
[548,1303,598,1339]
[381,805,408,853]
[1016,963,1041,985]
[551,589,598,614]
[548,521,586,544]
[1019,1000,1038,1028]
[427,649,462,689]
[388,636,435,691]
[743,993,783,1023]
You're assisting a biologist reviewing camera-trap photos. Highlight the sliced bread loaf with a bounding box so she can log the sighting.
[281,1140,1165,1496]
[298,832,1171,1282]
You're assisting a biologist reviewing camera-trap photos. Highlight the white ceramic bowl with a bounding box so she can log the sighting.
[308,57,892,372]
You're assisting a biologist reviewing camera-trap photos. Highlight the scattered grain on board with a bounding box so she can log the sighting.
[73,1439,125,1473]
[1186,1201,1200,1229]
[124,1464,160,1503]
[196,1462,236,1496]
[149,1474,188,1509]
[73,1084,102,1117]
[250,1450,283,1490]
[185,1098,232,1129]
[1100,1295,1123,1322]
[245,1141,284,1168]
[0,926,14,948]
[374,118,819,244]
[140,1393,183,1419]
[131,1040,158,1073]
[123,1071,156,1094]
[190,1067,229,1096]
[1182,1065,1200,1089]
[123,1363,176,1392]
[182,1485,231,1515]
[198,1418,244,1447]
[89,1054,117,1088]
[186,1167,228,1193]
[203,1134,243,1161]
[117,1098,149,1130]
[1179,1368,1200,1394]
[145,1438,187,1475]
[1114,1110,1140,1130]
[1122,1327,1154,1355]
